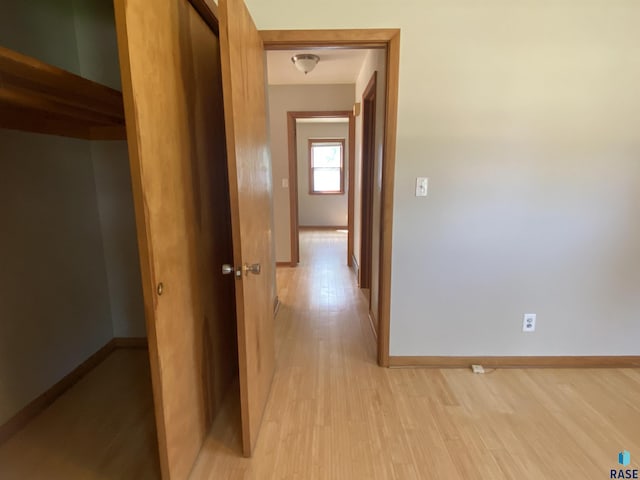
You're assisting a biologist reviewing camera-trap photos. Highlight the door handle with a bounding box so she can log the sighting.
[222,264,241,277]
[243,263,261,275]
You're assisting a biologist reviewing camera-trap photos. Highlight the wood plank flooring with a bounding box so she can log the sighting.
[0,349,160,479]
[190,229,640,479]
[1,230,638,479]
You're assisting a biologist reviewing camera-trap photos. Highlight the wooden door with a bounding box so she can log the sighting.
[218,0,277,457]
[114,1,238,479]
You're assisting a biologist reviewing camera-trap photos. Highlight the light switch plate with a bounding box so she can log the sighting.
[282,178,289,188]
[416,177,428,197]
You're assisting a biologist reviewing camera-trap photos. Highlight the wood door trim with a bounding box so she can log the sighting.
[388,356,640,369]
[261,29,399,48]
[286,110,352,266]
[286,112,300,264]
[263,29,401,368]
[347,113,355,267]
[359,71,377,292]
[378,31,400,367]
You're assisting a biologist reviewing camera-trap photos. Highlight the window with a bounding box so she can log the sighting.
[309,139,345,194]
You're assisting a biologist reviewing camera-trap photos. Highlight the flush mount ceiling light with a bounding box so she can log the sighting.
[291,54,320,75]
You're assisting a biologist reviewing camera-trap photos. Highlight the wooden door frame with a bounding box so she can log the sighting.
[286,110,355,267]
[262,29,400,367]
[359,71,377,293]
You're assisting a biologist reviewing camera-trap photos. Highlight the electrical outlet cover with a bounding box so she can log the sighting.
[523,313,536,332]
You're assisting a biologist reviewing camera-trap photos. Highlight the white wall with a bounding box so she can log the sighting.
[0,0,80,72]
[249,0,640,356]
[72,0,122,90]
[91,142,146,337]
[268,84,355,262]
[0,0,144,424]
[0,131,114,425]
[72,0,146,337]
[297,122,349,227]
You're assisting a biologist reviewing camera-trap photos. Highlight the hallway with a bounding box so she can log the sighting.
[190,229,640,479]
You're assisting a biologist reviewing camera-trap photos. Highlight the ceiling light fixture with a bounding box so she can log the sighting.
[291,54,320,75]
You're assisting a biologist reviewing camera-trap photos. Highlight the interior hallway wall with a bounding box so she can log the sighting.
[267,84,355,263]
[251,0,640,356]
[73,0,146,337]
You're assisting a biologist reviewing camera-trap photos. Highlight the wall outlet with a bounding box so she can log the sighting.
[523,313,536,332]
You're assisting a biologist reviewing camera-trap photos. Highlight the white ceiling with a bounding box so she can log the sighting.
[266,49,370,85]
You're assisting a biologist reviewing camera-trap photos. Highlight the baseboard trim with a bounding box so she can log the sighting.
[0,339,116,444]
[113,337,148,349]
[367,310,378,341]
[276,261,295,267]
[298,225,348,230]
[351,254,359,278]
[388,356,640,369]
[0,337,150,445]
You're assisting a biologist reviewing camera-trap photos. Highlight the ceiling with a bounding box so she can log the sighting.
[266,49,371,85]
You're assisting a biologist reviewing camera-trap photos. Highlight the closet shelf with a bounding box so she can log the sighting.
[0,45,126,140]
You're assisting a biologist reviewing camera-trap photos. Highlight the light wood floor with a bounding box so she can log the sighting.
[2,231,639,479]
[0,349,160,479]
[190,229,640,479]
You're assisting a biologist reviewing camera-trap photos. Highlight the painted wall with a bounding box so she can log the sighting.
[354,50,387,326]
[249,0,640,356]
[297,122,349,227]
[0,131,114,425]
[72,0,146,337]
[90,142,146,337]
[0,0,144,424]
[72,0,122,90]
[267,84,355,263]
[0,0,80,72]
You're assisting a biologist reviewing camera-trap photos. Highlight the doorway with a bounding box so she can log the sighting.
[286,111,355,266]
[262,29,400,367]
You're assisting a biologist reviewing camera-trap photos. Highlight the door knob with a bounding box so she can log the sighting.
[222,264,241,277]
[222,264,234,275]
[243,263,261,275]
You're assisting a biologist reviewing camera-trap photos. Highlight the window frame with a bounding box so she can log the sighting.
[308,138,346,195]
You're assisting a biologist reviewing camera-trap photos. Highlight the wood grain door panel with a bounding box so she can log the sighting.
[115,0,236,478]
[219,0,276,457]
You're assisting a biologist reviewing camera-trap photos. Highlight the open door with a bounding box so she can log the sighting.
[218,0,277,457]
[115,0,239,478]
[218,0,275,456]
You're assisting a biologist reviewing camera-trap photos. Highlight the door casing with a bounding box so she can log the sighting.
[285,110,355,267]
[359,71,377,295]
[262,29,400,367]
